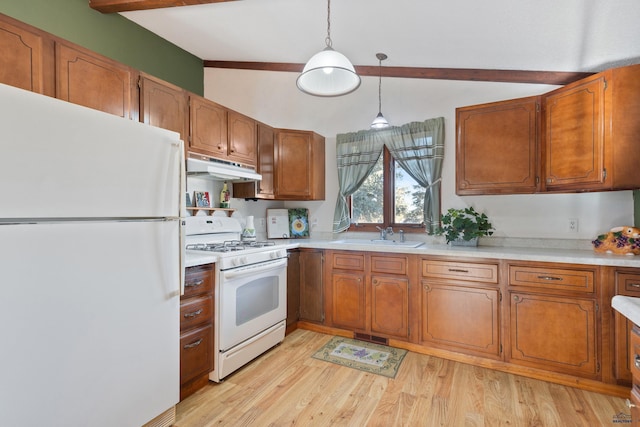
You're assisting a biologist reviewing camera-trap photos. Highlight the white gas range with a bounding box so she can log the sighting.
[184,215,288,382]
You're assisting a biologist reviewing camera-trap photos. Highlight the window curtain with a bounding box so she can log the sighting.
[332,130,384,232]
[332,117,445,234]
[384,117,445,234]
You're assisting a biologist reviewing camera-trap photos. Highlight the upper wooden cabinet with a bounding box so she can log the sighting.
[456,96,540,195]
[457,64,640,195]
[56,42,137,120]
[543,74,606,191]
[187,95,256,167]
[189,94,228,158]
[227,110,256,166]
[139,74,188,141]
[275,129,325,200]
[232,122,275,200]
[543,64,640,192]
[0,15,54,96]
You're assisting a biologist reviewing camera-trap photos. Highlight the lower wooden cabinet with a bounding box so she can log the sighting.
[420,282,501,358]
[419,258,501,358]
[614,269,640,385]
[508,292,598,378]
[506,262,599,379]
[371,275,410,339]
[286,249,301,330]
[330,271,367,330]
[180,264,214,401]
[299,249,324,323]
[326,251,415,342]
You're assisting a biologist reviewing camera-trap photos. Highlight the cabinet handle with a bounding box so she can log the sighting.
[183,338,203,349]
[513,295,520,302]
[373,279,378,285]
[423,284,431,292]
[183,309,203,318]
[635,354,640,370]
[537,275,562,281]
[627,399,637,409]
[448,268,469,273]
[185,280,204,288]
[629,283,640,288]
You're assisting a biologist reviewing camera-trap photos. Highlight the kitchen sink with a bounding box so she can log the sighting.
[331,239,424,248]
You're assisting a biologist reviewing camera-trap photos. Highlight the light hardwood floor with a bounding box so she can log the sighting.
[175,329,630,426]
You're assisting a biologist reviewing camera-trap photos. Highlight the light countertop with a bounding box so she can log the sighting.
[291,239,640,268]
[184,239,640,268]
[613,295,640,325]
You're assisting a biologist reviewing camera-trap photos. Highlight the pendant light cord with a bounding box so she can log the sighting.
[325,0,332,48]
[378,56,383,113]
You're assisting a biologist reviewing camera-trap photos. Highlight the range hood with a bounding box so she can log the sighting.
[186,157,262,181]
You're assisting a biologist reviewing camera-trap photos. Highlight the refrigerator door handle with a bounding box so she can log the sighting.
[177,139,186,296]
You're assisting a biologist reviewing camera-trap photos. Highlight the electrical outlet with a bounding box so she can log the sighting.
[568,218,578,233]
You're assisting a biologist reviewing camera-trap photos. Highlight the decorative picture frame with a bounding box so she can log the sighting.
[194,191,210,208]
[185,192,192,207]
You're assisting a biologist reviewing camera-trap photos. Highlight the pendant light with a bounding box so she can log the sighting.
[370,53,390,129]
[296,0,361,97]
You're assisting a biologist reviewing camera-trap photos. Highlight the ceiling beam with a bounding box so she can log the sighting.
[204,60,593,85]
[89,0,237,13]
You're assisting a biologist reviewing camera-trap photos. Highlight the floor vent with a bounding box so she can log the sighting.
[353,332,389,346]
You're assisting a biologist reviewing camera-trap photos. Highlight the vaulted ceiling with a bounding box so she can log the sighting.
[91,0,640,84]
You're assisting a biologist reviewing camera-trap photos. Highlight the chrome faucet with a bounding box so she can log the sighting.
[398,229,405,242]
[376,226,394,240]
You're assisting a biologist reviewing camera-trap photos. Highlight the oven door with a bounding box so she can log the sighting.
[218,258,287,351]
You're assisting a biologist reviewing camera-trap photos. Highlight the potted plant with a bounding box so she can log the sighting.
[436,206,494,246]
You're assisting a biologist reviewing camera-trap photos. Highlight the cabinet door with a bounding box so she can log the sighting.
[371,275,409,339]
[139,74,187,141]
[330,272,366,330]
[508,292,598,378]
[456,96,540,195]
[0,16,54,96]
[56,42,136,119]
[543,74,606,190]
[189,95,227,158]
[256,122,275,198]
[299,250,324,323]
[227,110,257,166]
[420,281,501,358]
[286,250,300,328]
[275,130,325,200]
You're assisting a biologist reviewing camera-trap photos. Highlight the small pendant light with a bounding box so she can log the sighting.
[371,53,390,129]
[297,0,361,97]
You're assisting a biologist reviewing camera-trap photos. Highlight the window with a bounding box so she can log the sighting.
[350,146,424,232]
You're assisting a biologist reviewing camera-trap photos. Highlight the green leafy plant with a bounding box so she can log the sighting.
[436,207,494,243]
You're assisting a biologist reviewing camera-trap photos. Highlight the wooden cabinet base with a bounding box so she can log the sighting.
[179,373,210,401]
[294,321,630,398]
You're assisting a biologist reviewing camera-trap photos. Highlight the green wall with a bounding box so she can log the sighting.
[0,0,203,95]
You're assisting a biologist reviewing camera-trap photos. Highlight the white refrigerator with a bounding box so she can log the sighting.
[0,84,184,427]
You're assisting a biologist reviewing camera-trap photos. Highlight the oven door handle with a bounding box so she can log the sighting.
[222,258,287,280]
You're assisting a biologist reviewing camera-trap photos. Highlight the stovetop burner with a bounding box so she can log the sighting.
[186,240,276,253]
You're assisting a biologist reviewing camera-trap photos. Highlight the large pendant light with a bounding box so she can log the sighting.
[370,53,390,129]
[296,0,361,97]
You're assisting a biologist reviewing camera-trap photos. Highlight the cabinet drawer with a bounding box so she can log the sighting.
[509,264,594,293]
[631,325,640,381]
[422,260,498,284]
[332,253,365,271]
[180,295,213,331]
[184,265,214,298]
[371,255,407,275]
[180,324,213,385]
[618,272,640,297]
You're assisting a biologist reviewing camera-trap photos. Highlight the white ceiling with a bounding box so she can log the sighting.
[121,0,640,73]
